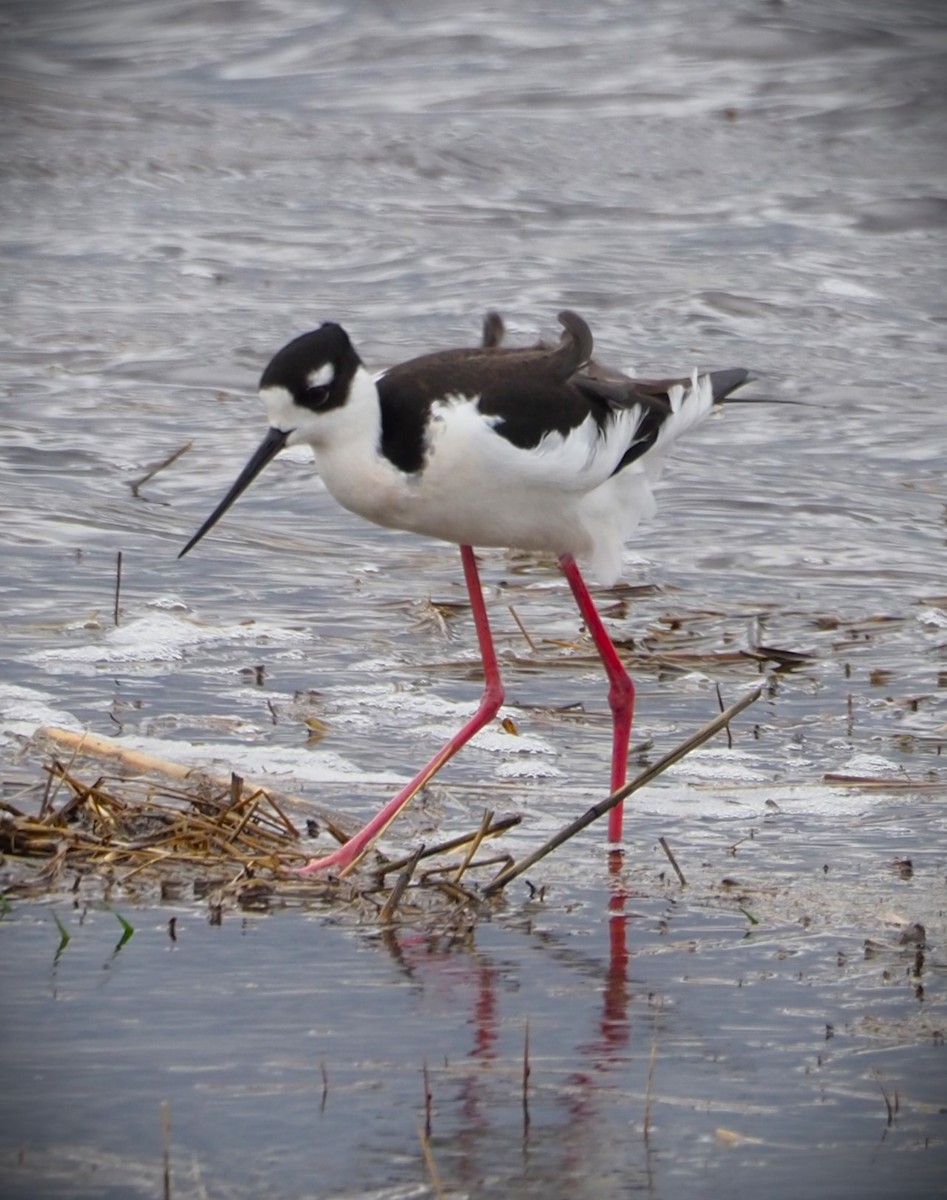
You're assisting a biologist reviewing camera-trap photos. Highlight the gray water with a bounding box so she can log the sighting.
[1,1,946,1197]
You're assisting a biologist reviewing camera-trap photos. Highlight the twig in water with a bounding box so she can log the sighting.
[508,604,539,653]
[377,815,521,876]
[130,442,192,498]
[422,1058,432,1137]
[418,1125,446,1200]
[522,1018,531,1134]
[643,1025,658,1144]
[822,773,945,790]
[658,836,687,887]
[38,760,57,821]
[872,1068,895,1126]
[482,685,763,896]
[715,682,732,749]
[320,1059,329,1114]
[379,843,424,922]
[114,551,123,627]
[228,773,243,812]
[451,808,494,885]
[40,735,91,822]
[160,1100,172,1200]
[421,853,513,882]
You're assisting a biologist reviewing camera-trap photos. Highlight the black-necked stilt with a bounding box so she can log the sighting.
[180,312,749,874]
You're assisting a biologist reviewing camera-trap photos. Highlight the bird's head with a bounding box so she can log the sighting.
[178,322,363,558]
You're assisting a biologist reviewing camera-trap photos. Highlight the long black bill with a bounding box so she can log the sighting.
[178,426,290,558]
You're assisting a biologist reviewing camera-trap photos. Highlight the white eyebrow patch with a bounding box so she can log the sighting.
[259,383,297,429]
[307,364,335,389]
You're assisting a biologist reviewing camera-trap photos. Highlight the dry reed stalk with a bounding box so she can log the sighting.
[422,1059,433,1137]
[113,551,123,627]
[643,1026,659,1144]
[522,1018,531,1132]
[130,441,192,498]
[379,844,424,922]
[376,815,521,876]
[421,853,513,881]
[658,836,687,887]
[508,604,539,653]
[418,1126,446,1200]
[823,773,945,790]
[482,684,764,896]
[160,1099,172,1200]
[427,878,482,906]
[451,808,494,885]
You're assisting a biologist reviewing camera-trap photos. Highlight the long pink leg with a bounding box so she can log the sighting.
[558,553,635,844]
[298,545,504,876]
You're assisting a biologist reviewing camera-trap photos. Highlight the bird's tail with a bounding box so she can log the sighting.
[707,368,751,403]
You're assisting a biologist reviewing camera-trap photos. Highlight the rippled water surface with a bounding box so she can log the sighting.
[2,1,946,1197]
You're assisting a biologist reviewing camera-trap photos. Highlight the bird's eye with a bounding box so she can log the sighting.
[304,384,330,409]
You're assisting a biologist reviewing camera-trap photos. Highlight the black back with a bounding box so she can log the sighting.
[376,311,611,473]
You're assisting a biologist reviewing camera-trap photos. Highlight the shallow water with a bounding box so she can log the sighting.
[2,1,946,1197]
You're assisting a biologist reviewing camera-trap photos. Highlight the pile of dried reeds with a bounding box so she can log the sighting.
[1,684,762,920]
[0,754,520,922]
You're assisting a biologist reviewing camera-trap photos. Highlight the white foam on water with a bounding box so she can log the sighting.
[916,606,947,630]
[0,683,85,738]
[29,611,310,667]
[118,734,398,787]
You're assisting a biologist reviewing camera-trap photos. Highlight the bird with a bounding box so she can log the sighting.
[179,311,750,875]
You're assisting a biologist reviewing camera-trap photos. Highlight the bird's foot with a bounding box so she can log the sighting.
[294,838,368,877]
